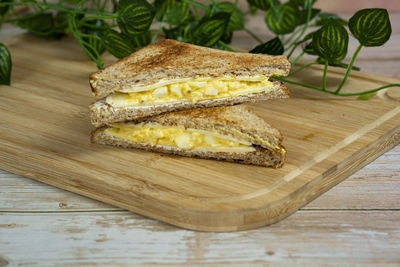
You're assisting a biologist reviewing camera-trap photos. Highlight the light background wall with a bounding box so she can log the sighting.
[222,0,400,12]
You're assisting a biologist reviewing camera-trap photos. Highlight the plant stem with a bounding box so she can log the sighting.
[287,43,298,59]
[243,27,263,44]
[68,17,103,69]
[335,44,363,93]
[322,60,328,91]
[283,27,303,46]
[275,77,399,97]
[133,37,141,48]
[274,77,325,92]
[77,14,118,28]
[287,61,317,77]
[182,0,208,10]
[335,84,400,96]
[193,6,200,19]
[285,0,312,58]
[291,51,305,66]
[1,1,116,16]
[100,0,108,12]
[151,20,165,43]
[217,41,235,51]
[268,0,276,8]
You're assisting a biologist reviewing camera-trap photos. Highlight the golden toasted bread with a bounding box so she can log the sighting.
[91,105,286,167]
[90,39,291,98]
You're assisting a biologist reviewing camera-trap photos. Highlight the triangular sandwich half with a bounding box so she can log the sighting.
[91,105,286,167]
[90,39,290,127]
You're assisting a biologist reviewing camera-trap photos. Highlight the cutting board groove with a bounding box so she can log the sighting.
[0,35,399,231]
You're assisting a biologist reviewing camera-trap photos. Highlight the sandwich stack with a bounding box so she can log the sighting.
[89,39,291,167]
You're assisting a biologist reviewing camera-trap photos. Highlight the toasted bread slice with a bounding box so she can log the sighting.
[89,39,291,98]
[91,105,286,167]
[90,81,289,127]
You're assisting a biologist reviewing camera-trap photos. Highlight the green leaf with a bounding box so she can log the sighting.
[164,0,191,25]
[82,19,108,58]
[17,13,54,36]
[246,0,279,11]
[250,37,284,55]
[191,12,231,47]
[358,92,377,100]
[290,0,317,9]
[0,43,11,85]
[163,25,186,41]
[299,8,320,25]
[349,8,391,47]
[316,57,360,71]
[0,0,13,16]
[213,2,244,31]
[312,19,348,64]
[296,30,315,45]
[18,13,66,39]
[265,2,301,35]
[129,31,151,48]
[221,31,233,44]
[154,0,191,25]
[183,21,197,42]
[213,41,231,51]
[303,42,316,55]
[54,11,83,35]
[249,5,258,15]
[102,29,135,59]
[54,12,69,33]
[117,0,155,36]
[154,0,167,20]
[316,12,347,26]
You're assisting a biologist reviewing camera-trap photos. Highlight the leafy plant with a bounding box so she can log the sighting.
[0,0,398,96]
[0,42,11,85]
[250,37,283,55]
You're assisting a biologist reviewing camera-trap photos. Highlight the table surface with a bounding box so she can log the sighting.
[1,13,399,266]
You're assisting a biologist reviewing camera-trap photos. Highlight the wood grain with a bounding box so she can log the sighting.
[2,146,400,211]
[1,12,400,265]
[0,34,399,231]
[1,211,400,266]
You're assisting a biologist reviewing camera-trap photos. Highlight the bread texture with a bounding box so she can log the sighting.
[90,39,291,98]
[90,105,286,167]
[90,81,289,127]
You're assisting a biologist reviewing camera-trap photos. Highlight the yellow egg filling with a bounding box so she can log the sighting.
[106,78,273,107]
[105,123,256,153]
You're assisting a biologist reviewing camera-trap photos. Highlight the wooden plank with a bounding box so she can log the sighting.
[0,34,399,231]
[1,144,399,212]
[305,145,400,210]
[1,211,399,266]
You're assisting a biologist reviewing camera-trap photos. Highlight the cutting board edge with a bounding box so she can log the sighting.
[2,125,398,232]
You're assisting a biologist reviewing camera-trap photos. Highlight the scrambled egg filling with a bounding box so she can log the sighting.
[105,123,256,153]
[106,78,273,107]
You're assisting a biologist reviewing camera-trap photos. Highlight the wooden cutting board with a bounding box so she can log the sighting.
[1,34,399,232]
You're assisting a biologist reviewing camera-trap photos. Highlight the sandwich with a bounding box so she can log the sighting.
[89,39,290,127]
[91,105,286,167]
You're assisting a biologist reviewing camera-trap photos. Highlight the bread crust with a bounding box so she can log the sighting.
[90,39,291,98]
[90,82,289,127]
[91,126,286,168]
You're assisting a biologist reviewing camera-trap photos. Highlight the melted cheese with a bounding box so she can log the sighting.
[118,76,267,93]
[106,78,274,107]
[105,123,256,153]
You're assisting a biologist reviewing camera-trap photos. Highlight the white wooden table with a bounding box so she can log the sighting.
[1,13,399,266]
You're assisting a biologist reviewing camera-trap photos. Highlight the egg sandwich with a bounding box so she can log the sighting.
[91,105,286,167]
[89,39,290,127]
